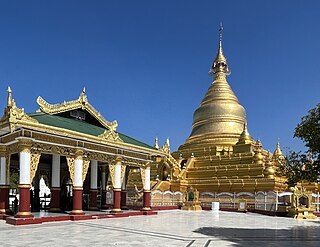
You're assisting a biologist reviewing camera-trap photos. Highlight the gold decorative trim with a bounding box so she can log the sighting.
[0,185,10,189]
[0,146,6,157]
[16,211,33,216]
[82,159,90,183]
[73,186,83,190]
[36,90,118,131]
[140,168,145,188]
[18,139,32,153]
[113,188,121,192]
[18,184,31,189]
[109,164,115,187]
[98,129,123,143]
[30,150,41,183]
[66,156,75,184]
[75,149,84,160]
[71,209,84,214]
[120,165,126,188]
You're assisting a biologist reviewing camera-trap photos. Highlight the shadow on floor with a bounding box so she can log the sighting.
[194,225,320,246]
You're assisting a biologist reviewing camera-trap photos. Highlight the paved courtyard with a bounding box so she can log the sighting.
[1,210,320,246]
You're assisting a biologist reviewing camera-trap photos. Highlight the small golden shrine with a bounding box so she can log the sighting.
[288,187,317,219]
[181,186,202,211]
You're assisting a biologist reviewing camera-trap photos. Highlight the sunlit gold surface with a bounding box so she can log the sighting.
[181,28,246,150]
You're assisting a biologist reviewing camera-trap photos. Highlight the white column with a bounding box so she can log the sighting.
[114,161,122,189]
[121,173,126,190]
[74,159,83,187]
[101,167,106,190]
[90,160,98,189]
[0,156,6,185]
[144,166,151,191]
[51,155,61,187]
[19,151,31,185]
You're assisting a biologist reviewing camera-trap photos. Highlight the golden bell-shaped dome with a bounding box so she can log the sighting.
[184,26,246,147]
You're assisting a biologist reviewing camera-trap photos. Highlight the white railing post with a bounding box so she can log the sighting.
[233,192,236,208]
[162,192,164,206]
[318,192,319,212]
[275,192,278,212]
[264,192,267,211]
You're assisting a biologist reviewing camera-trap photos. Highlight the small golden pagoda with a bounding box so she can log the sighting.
[150,26,289,194]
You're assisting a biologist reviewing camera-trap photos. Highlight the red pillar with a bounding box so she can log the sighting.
[111,189,121,213]
[0,186,10,214]
[15,185,33,218]
[71,187,84,215]
[101,189,107,208]
[89,189,98,210]
[49,187,61,212]
[142,190,151,211]
[121,190,127,209]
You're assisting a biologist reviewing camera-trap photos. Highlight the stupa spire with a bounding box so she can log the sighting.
[7,86,13,108]
[209,22,230,78]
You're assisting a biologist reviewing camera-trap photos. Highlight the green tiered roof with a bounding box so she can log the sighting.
[28,112,155,149]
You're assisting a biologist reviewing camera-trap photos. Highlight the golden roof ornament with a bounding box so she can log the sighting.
[237,122,254,144]
[36,88,118,131]
[272,140,285,165]
[7,86,13,108]
[154,136,160,149]
[209,23,230,78]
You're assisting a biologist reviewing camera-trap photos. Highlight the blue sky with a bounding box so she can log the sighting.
[0,1,319,154]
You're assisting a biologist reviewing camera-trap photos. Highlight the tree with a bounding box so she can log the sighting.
[279,103,320,187]
[278,152,318,187]
[294,103,320,159]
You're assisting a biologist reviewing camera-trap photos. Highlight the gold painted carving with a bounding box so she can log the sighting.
[0,88,38,132]
[98,129,123,143]
[31,143,75,157]
[140,168,145,188]
[30,150,41,183]
[18,139,32,153]
[36,90,118,131]
[66,156,75,183]
[120,165,126,188]
[82,159,90,183]
[109,164,115,187]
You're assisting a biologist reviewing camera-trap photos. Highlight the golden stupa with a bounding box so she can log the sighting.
[147,26,290,194]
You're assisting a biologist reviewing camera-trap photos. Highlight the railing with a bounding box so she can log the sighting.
[150,190,183,206]
[118,189,320,212]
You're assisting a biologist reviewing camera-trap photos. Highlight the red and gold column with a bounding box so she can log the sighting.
[70,149,84,215]
[120,190,127,210]
[142,165,151,211]
[15,139,34,218]
[0,146,10,214]
[89,160,98,210]
[120,169,127,210]
[111,156,124,213]
[49,154,61,212]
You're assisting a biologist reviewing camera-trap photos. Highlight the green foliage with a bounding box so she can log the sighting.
[294,103,320,156]
[279,152,319,187]
[280,103,320,187]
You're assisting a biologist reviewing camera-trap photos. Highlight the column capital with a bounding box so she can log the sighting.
[0,145,6,157]
[18,139,32,153]
[115,155,122,163]
[75,149,84,160]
